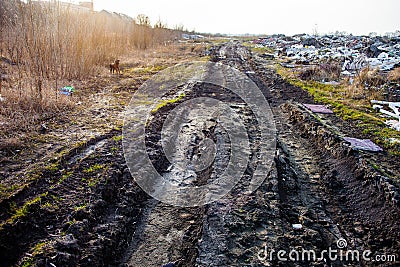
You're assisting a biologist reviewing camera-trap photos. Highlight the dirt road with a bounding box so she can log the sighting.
[0,42,399,267]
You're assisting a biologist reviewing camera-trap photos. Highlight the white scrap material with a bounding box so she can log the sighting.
[292,224,303,230]
[385,120,400,131]
[371,100,400,121]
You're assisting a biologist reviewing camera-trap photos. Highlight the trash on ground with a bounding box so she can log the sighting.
[371,100,400,120]
[385,120,400,131]
[292,224,303,230]
[343,137,383,152]
[161,263,175,267]
[388,138,400,144]
[259,53,275,60]
[323,81,340,85]
[253,34,400,74]
[0,95,5,102]
[1,74,9,81]
[303,104,334,114]
[60,86,75,96]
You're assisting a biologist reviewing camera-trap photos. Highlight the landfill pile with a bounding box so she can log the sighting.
[253,33,400,74]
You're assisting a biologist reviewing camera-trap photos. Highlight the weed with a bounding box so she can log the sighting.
[111,146,119,154]
[67,219,77,226]
[112,135,123,142]
[58,171,73,184]
[45,162,59,173]
[50,194,63,202]
[83,164,105,173]
[21,257,34,267]
[87,178,100,187]
[74,203,87,211]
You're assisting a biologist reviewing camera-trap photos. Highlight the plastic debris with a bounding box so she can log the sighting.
[371,100,400,120]
[385,120,400,131]
[253,33,400,74]
[292,224,303,230]
[343,137,383,152]
[60,86,75,96]
[303,104,334,114]
[161,263,175,267]
[0,94,4,102]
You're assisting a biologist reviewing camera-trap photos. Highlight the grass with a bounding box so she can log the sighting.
[0,183,25,199]
[82,163,108,187]
[83,163,105,173]
[31,241,50,256]
[242,41,275,54]
[58,171,73,184]
[276,66,400,155]
[21,257,34,267]
[45,162,60,172]
[0,192,49,230]
[74,203,87,211]
[112,135,123,142]
[125,65,169,75]
[151,93,186,113]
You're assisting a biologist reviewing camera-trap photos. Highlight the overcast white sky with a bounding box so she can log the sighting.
[73,0,399,35]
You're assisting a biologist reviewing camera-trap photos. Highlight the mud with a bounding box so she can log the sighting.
[0,42,399,267]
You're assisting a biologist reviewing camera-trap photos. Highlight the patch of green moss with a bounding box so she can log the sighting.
[21,257,34,267]
[151,93,186,114]
[45,162,59,172]
[32,241,49,256]
[126,65,168,75]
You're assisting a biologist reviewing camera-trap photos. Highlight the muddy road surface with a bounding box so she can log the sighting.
[0,42,399,267]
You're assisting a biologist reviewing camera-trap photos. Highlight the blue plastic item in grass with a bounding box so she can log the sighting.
[60,86,75,96]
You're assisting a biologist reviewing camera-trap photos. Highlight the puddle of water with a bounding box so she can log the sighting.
[67,139,108,164]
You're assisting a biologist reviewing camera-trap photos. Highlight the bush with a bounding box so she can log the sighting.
[298,60,341,82]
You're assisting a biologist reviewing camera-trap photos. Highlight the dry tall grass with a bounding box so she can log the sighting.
[344,67,386,100]
[388,67,400,82]
[0,0,182,137]
[298,60,341,82]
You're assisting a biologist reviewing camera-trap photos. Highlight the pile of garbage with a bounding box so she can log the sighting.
[253,33,400,74]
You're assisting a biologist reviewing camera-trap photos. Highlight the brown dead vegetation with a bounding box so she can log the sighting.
[298,60,341,82]
[0,0,187,142]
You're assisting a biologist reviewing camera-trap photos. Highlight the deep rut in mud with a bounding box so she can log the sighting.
[0,42,399,267]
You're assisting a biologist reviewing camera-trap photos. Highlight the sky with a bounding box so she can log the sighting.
[71,0,399,35]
